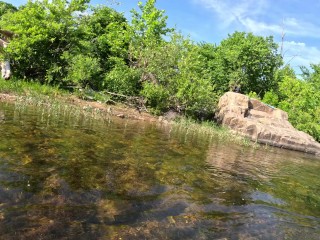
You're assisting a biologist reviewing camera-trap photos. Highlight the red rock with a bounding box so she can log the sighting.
[216,92,320,156]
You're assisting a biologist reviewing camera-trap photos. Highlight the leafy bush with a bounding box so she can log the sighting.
[206,32,282,97]
[247,91,261,100]
[0,0,90,83]
[64,54,101,89]
[0,1,17,17]
[263,74,320,141]
[104,58,141,96]
[140,82,170,113]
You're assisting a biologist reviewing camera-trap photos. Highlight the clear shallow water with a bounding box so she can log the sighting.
[0,102,319,239]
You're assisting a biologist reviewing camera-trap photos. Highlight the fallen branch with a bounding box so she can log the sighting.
[104,91,148,113]
[104,91,129,99]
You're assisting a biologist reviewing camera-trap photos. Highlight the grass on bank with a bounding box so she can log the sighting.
[0,78,254,147]
[0,77,65,97]
[0,78,112,121]
[0,78,114,106]
[171,117,254,147]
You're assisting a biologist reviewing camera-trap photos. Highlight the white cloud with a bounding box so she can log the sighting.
[281,41,320,72]
[284,18,299,27]
[244,17,320,39]
[193,0,267,27]
[193,0,320,39]
[240,18,282,35]
[286,19,320,38]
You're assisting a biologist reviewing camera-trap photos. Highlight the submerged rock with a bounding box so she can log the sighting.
[216,92,320,156]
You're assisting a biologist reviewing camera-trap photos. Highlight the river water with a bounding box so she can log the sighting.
[0,102,319,239]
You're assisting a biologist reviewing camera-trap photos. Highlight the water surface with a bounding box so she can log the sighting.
[0,102,319,239]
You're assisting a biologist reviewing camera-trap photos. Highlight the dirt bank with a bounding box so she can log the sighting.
[0,93,161,123]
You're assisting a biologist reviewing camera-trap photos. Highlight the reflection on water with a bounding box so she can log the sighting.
[0,102,319,239]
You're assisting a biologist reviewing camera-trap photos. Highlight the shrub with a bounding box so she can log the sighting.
[104,58,141,96]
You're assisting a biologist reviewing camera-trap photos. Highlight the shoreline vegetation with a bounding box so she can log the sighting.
[0,78,255,148]
[0,0,318,143]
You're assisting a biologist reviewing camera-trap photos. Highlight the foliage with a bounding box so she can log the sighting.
[128,0,174,80]
[140,82,170,113]
[247,91,261,100]
[136,32,216,117]
[128,0,216,117]
[301,63,320,90]
[207,32,282,97]
[262,90,279,107]
[0,1,17,18]
[80,5,129,71]
[130,0,173,45]
[64,54,101,88]
[134,33,181,112]
[0,0,90,84]
[104,58,141,96]
[127,0,175,112]
[263,66,320,141]
[0,77,65,96]
[172,38,217,117]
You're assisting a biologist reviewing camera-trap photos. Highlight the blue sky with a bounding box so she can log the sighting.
[5,0,320,74]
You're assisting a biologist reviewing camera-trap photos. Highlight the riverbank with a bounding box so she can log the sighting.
[0,79,158,121]
[0,89,159,123]
[0,79,252,147]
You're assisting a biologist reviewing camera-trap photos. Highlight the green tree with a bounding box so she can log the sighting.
[74,5,129,89]
[209,32,282,97]
[171,38,217,117]
[0,0,90,84]
[128,0,174,80]
[103,0,176,108]
[138,34,182,111]
[130,0,173,45]
[81,5,129,70]
[94,0,175,96]
[127,1,216,116]
[263,67,320,141]
[139,34,217,117]
[0,1,17,18]
[301,64,320,91]
[104,57,141,95]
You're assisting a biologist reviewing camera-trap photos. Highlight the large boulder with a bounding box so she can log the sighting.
[216,92,320,155]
